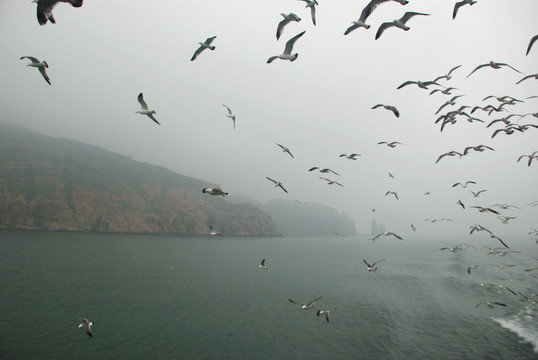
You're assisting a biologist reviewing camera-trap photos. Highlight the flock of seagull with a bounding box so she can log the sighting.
[20,0,538,335]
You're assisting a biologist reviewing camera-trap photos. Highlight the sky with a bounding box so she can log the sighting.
[0,0,537,237]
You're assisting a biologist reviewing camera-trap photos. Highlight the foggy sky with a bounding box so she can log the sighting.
[0,0,537,237]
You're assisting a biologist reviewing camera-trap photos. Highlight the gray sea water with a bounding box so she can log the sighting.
[0,231,536,360]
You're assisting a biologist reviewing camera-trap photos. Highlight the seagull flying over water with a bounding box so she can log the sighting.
[20,56,51,85]
[316,310,330,322]
[222,104,236,129]
[371,231,403,241]
[209,226,223,236]
[191,36,216,61]
[375,11,430,40]
[258,258,268,269]
[372,104,400,118]
[276,13,301,40]
[467,61,522,78]
[363,258,386,272]
[266,177,288,193]
[33,0,83,26]
[267,31,306,63]
[452,0,477,19]
[288,296,322,310]
[202,187,228,196]
[136,93,160,125]
[78,318,94,338]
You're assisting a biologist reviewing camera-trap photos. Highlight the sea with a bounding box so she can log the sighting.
[0,231,536,360]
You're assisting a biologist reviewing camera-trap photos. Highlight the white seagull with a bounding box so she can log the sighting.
[298,0,318,25]
[319,177,343,186]
[33,0,83,26]
[78,318,94,338]
[202,187,228,196]
[258,258,268,269]
[276,143,294,158]
[191,36,216,61]
[136,93,160,125]
[371,231,403,241]
[316,310,330,322]
[372,104,400,118]
[378,141,403,148]
[276,13,301,40]
[363,258,386,272]
[20,56,51,85]
[467,61,522,78]
[222,104,236,129]
[309,167,339,175]
[375,12,430,40]
[344,0,409,35]
[266,177,288,193]
[339,153,361,160]
[209,226,222,236]
[267,31,306,63]
[288,296,322,310]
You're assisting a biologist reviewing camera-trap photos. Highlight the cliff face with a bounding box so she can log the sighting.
[0,124,279,236]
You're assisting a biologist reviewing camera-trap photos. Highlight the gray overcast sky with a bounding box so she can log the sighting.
[0,0,537,237]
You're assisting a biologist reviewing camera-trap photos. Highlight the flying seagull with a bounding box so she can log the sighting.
[371,231,403,241]
[288,296,322,309]
[339,153,361,160]
[378,141,403,148]
[517,151,538,166]
[526,34,538,56]
[33,0,83,26]
[309,167,339,175]
[434,65,462,82]
[78,318,94,338]
[20,56,51,85]
[209,226,222,236]
[266,177,288,193]
[452,181,476,188]
[319,177,343,186]
[372,104,400,118]
[258,258,268,269]
[453,0,477,19]
[363,258,386,272]
[298,0,318,25]
[345,0,409,35]
[385,191,399,200]
[191,36,216,61]
[516,73,538,85]
[475,301,507,309]
[202,187,228,196]
[375,12,430,40]
[463,145,494,155]
[136,93,160,125]
[316,310,330,322]
[267,31,306,63]
[457,200,465,209]
[276,13,301,40]
[467,61,522,78]
[436,151,463,164]
[276,143,294,158]
[468,189,487,197]
[222,104,236,129]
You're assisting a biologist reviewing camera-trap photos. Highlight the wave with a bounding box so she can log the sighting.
[492,307,538,354]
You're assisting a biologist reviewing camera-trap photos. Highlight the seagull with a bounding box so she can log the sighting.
[489,234,509,249]
[517,151,538,166]
[497,216,516,224]
[411,224,416,231]
[388,172,395,178]
[202,187,228,196]
[222,104,236,129]
[267,31,306,63]
[467,61,522,78]
[288,296,322,310]
[516,73,538,85]
[339,153,361,160]
[345,0,409,35]
[452,0,477,19]
[475,302,507,309]
[434,65,462,82]
[526,34,538,56]
[491,203,520,210]
[266,177,288,193]
[319,177,343,186]
[436,151,463,164]
[316,310,330,322]
[33,0,83,26]
[435,95,465,115]
[209,226,223,236]
[397,79,440,90]
[385,191,398,200]
[463,145,494,155]
[471,206,499,215]
[276,143,294,158]
[363,258,386,272]
[452,181,476,188]
[258,258,268,269]
[371,231,403,241]
[276,13,301,40]
[378,141,403,148]
[372,104,400,118]
[135,93,160,125]
[468,189,487,197]
[430,87,459,95]
[298,0,318,25]
[20,56,51,85]
[457,200,465,209]
[78,318,94,338]
[309,167,339,175]
[190,36,216,61]
[375,12,430,40]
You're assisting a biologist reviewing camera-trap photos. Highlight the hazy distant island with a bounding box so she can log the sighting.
[0,124,357,237]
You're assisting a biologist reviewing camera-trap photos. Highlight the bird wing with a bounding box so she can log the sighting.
[279,184,289,193]
[400,11,429,24]
[389,106,400,117]
[306,296,323,306]
[137,93,149,110]
[284,31,306,54]
[309,5,316,25]
[309,167,319,171]
[267,55,279,64]
[20,56,40,63]
[359,0,389,22]
[288,299,305,306]
[38,66,51,85]
[363,259,372,267]
[372,258,386,266]
[397,80,417,89]
[190,46,204,61]
[466,63,489,77]
[261,259,266,266]
[389,232,402,240]
[498,62,522,74]
[447,64,462,76]
[526,34,538,56]
[452,1,465,19]
[375,22,394,40]
[372,104,383,109]
[36,1,57,25]
[344,23,360,35]
[204,36,217,45]
[223,104,233,115]
[147,113,160,125]
[266,177,277,184]
[276,18,290,40]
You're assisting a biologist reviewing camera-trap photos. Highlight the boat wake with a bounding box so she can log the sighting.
[492,307,538,353]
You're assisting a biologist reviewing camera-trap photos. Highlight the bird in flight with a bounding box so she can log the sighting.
[191,36,217,61]
[372,104,400,118]
[288,296,322,309]
[452,0,477,19]
[267,31,306,63]
[266,177,288,193]
[78,317,94,338]
[20,56,51,85]
[136,93,160,125]
[467,61,522,78]
[375,11,430,40]
[276,143,294,158]
[363,258,386,272]
[222,104,236,129]
[276,13,301,40]
[33,0,83,26]
[298,0,318,25]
